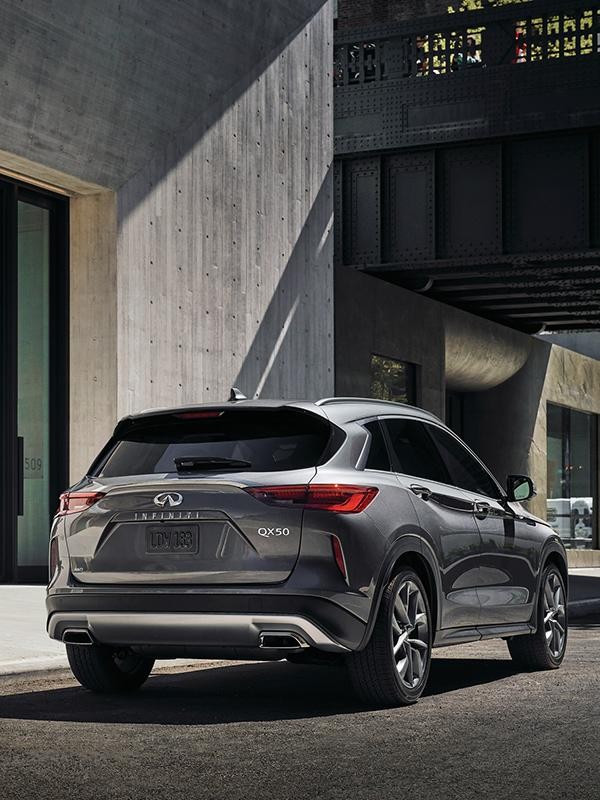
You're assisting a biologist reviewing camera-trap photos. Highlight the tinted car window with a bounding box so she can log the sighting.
[383,419,450,484]
[364,421,391,471]
[96,409,334,477]
[427,425,500,498]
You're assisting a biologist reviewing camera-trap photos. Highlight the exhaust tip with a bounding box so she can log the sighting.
[62,629,93,645]
[259,632,308,650]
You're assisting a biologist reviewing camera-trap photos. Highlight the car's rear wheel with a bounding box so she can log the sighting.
[507,564,567,670]
[347,567,432,707]
[66,642,154,693]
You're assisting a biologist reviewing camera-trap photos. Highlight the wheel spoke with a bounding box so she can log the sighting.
[393,631,408,654]
[394,596,410,627]
[409,645,422,683]
[397,654,408,679]
[405,643,414,685]
[407,637,429,651]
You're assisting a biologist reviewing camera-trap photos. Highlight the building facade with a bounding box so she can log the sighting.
[334,0,600,564]
[0,0,599,582]
[0,0,335,582]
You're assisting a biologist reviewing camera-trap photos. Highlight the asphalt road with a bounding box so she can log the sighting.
[1,619,599,800]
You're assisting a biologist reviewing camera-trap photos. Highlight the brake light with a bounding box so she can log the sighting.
[245,485,378,513]
[57,491,105,516]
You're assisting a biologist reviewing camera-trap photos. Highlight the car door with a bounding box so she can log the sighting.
[425,423,537,627]
[381,417,482,632]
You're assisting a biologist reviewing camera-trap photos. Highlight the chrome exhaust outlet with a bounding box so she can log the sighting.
[258,631,308,650]
[62,629,94,645]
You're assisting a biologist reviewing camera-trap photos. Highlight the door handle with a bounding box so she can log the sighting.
[17,436,24,517]
[409,484,432,501]
[474,500,491,519]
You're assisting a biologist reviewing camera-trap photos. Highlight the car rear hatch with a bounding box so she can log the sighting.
[63,405,340,585]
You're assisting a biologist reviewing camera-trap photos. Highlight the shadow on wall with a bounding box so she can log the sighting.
[233,176,333,400]
[118,0,328,224]
[461,338,552,490]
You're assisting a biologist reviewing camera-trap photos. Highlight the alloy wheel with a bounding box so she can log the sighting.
[391,579,430,689]
[543,571,566,659]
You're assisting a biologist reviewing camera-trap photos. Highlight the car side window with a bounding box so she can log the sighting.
[364,421,391,471]
[383,419,450,484]
[426,425,501,499]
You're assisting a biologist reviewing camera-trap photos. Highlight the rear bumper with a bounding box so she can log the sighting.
[47,611,349,653]
[46,590,366,652]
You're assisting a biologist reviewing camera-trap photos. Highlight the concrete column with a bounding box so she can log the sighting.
[69,192,117,480]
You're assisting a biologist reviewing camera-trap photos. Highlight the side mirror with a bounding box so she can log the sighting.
[507,474,536,502]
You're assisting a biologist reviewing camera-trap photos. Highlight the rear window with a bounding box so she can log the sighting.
[94,409,336,477]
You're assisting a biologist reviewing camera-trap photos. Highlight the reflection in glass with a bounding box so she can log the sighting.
[546,404,595,549]
[370,354,416,405]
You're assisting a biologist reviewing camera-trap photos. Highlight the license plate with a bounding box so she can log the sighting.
[146,526,199,554]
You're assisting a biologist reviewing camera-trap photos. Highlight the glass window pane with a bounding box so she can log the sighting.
[17,201,50,568]
[364,421,391,471]
[370,354,416,404]
[384,419,449,483]
[98,410,333,476]
[427,425,501,498]
[569,409,594,547]
[546,403,595,549]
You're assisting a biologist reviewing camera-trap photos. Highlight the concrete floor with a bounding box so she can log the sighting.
[0,621,599,800]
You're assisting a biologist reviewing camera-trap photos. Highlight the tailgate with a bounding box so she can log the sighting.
[64,479,307,585]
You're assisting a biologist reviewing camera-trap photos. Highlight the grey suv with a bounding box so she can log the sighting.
[46,396,568,706]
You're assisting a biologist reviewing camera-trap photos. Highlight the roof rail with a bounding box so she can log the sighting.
[316,397,412,408]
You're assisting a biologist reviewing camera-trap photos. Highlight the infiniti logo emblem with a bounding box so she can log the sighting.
[154,492,183,508]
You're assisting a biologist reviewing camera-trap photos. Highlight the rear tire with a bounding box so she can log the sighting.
[347,567,432,707]
[507,564,567,670]
[66,643,154,693]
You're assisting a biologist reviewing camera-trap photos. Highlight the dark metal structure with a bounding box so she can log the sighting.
[334,0,600,332]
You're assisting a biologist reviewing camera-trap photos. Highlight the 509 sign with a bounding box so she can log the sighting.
[24,455,44,479]
[257,527,290,537]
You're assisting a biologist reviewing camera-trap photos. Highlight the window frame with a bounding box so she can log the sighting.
[360,414,505,500]
[360,418,393,473]
[423,421,505,500]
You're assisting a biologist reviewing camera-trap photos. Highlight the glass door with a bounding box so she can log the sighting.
[547,403,598,550]
[0,179,68,583]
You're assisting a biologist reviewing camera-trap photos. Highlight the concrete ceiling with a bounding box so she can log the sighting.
[0,0,325,189]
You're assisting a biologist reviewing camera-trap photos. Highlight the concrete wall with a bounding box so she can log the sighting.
[116,1,334,415]
[335,265,600,559]
[335,266,446,417]
[0,0,327,189]
[69,192,117,480]
[0,0,335,473]
[463,341,600,522]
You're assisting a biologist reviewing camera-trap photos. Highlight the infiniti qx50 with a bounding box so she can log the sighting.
[47,395,567,706]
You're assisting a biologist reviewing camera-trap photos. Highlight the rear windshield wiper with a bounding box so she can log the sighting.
[174,457,252,473]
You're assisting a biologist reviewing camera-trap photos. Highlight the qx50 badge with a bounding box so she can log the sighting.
[154,492,183,508]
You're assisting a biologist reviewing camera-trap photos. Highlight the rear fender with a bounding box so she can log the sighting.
[356,533,442,650]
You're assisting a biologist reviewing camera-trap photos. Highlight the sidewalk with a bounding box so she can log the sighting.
[2,570,599,676]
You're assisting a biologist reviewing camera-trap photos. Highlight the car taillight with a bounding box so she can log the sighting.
[245,485,378,513]
[57,491,105,516]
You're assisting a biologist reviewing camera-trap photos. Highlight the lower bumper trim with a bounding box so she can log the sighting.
[48,612,350,653]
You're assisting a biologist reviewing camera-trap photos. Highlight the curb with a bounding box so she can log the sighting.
[568,598,600,618]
